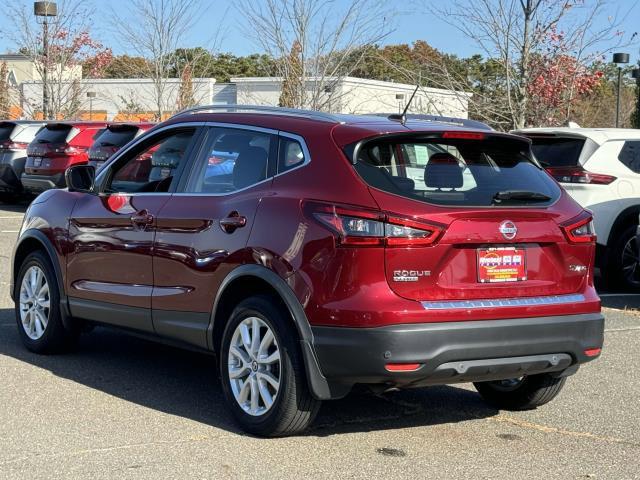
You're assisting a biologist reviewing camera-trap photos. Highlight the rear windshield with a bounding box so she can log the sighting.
[33,125,71,144]
[528,137,585,167]
[353,135,561,207]
[94,127,138,148]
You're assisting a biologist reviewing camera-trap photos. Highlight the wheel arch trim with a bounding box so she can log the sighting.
[209,264,336,400]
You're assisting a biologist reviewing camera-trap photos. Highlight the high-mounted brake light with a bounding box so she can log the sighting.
[561,211,596,244]
[306,202,444,247]
[546,166,616,185]
[442,131,485,140]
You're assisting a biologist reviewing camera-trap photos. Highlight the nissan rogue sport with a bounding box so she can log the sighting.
[11,106,604,437]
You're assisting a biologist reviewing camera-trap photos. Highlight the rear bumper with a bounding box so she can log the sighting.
[21,173,65,192]
[311,312,604,397]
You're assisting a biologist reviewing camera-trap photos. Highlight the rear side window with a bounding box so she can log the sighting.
[33,126,71,144]
[353,135,561,207]
[0,124,15,141]
[184,127,272,194]
[95,127,138,148]
[618,141,640,173]
[529,137,585,167]
[278,137,306,173]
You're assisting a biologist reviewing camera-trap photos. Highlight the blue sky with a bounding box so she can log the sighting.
[2,0,640,62]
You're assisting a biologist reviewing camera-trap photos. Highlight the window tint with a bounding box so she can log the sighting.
[354,136,560,207]
[95,127,138,148]
[185,127,272,194]
[619,141,640,173]
[279,137,306,172]
[529,137,585,167]
[106,129,195,193]
[0,124,15,141]
[33,125,71,144]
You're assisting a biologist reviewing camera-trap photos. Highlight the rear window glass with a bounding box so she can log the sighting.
[618,141,640,173]
[0,124,15,141]
[33,126,71,144]
[95,128,138,148]
[353,136,561,207]
[529,137,585,167]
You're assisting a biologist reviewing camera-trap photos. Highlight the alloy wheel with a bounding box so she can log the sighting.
[19,265,50,340]
[227,316,281,416]
[621,237,640,287]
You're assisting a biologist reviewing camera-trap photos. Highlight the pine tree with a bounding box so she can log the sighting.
[279,41,303,108]
[177,63,195,112]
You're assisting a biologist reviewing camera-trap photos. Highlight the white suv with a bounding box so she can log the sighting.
[514,127,640,290]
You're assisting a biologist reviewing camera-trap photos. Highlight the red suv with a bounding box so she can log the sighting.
[22,121,107,193]
[87,122,155,171]
[11,107,604,437]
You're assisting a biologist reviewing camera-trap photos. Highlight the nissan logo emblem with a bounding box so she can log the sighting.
[499,220,517,240]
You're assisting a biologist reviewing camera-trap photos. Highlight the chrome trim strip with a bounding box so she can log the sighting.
[421,294,586,310]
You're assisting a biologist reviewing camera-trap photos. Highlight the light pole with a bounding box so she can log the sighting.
[632,67,640,129]
[86,91,96,120]
[613,52,630,128]
[34,1,57,120]
[396,93,405,114]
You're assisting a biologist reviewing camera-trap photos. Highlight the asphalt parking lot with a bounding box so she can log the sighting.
[0,201,639,480]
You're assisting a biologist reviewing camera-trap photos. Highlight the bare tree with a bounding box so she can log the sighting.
[426,0,635,129]
[110,0,208,120]
[238,0,393,111]
[1,0,111,120]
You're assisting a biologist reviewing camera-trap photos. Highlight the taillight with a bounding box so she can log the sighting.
[546,166,616,185]
[0,141,28,151]
[561,211,596,244]
[306,202,444,247]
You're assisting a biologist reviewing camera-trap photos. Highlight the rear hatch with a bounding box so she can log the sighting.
[25,124,75,175]
[349,131,593,302]
[88,125,140,170]
[519,133,615,186]
[0,123,20,162]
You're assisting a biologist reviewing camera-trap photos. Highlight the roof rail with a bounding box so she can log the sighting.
[169,104,342,123]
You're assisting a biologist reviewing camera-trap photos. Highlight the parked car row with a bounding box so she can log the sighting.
[0,120,155,199]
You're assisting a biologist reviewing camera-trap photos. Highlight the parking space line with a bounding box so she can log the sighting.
[605,327,640,333]
[1,230,18,233]
[490,415,640,448]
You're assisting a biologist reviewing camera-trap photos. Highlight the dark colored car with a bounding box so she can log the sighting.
[0,120,46,198]
[11,106,604,437]
[21,121,107,193]
[88,122,155,171]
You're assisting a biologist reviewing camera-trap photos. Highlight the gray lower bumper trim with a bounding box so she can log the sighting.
[421,294,585,310]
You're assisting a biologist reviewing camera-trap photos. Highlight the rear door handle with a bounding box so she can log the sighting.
[219,212,247,233]
[131,209,154,228]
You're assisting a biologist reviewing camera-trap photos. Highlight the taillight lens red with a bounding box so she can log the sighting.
[307,202,444,247]
[546,166,616,185]
[0,141,28,151]
[561,211,596,244]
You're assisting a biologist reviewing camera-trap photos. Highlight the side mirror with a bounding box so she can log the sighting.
[65,164,95,193]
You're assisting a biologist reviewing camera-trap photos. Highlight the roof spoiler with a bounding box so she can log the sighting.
[373,113,493,131]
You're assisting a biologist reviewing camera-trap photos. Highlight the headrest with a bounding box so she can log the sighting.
[424,152,463,189]
[233,146,268,189]
[215,134,252,153]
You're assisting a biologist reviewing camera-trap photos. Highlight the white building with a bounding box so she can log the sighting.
[224,76,471,118]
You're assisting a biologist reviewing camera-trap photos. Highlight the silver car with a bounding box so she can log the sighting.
[0,121,46,199]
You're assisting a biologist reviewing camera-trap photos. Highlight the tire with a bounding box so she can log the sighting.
[219,295,321,437]
[474,374,567,410]
[604,224,640,291]
[14,251,78,354]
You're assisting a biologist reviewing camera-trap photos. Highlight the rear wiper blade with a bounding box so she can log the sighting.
[493,190,551,202]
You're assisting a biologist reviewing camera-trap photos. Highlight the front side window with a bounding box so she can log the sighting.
[353,135,561,207]
[184,127,272,194]
[105,129,195,194]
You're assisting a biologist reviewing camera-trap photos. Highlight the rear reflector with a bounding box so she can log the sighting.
[442,131,485,140]
[385,363,422,372]
[584,348,601,357]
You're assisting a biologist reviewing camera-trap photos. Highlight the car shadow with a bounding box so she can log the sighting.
[0,197,31,214]
[0,308,499,437]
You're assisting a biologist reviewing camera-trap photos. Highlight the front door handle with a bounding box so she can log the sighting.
[131,209,154,228]
[219,211,247,233]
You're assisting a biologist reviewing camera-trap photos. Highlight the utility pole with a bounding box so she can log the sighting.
[34,2,58,120]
